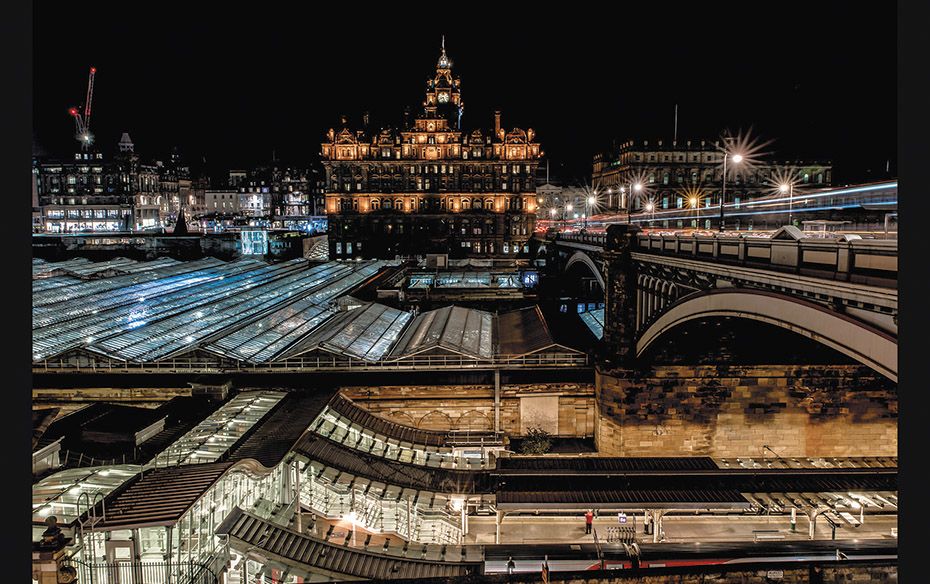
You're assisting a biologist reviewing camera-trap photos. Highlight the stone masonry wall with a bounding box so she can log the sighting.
[340,382,596,437]
[595,365,897,458]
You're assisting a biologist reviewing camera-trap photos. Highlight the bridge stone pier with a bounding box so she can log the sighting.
[545,224,898,458]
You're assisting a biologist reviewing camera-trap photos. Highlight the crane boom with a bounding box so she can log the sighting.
[68,66,96,150]
[83,67,96,130]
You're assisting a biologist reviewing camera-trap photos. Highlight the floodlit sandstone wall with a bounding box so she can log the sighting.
[595,365,897,458]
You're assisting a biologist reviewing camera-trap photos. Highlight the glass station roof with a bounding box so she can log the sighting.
[391,305,495,359]
[32,464,140,524]
[32,257,572,366]
[291,302,413,362]
[150,391,285,467]
[580,308,605,339]
[32,258,395,362]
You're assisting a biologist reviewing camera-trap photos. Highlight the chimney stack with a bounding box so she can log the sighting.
[494,111,501,137]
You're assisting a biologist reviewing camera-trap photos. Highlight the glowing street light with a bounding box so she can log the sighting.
[584,195,597,230]
[719,150,744,232]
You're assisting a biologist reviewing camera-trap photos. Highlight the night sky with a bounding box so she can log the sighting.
[33,3,895,184]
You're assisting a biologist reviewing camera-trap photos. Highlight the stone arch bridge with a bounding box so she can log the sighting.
[541,225,897,381]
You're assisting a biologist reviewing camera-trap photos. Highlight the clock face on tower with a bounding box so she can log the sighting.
[437,92,449,104]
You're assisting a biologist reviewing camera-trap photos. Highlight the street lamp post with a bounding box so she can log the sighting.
[565,203,573,230]
[645,202,655,226]
[585,195,596,231]
[690,196,699,228]
[780,182,795,226]
[718,153,743,232]
[627,182,643,224]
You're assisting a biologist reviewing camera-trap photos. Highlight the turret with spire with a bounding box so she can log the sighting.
[421,36,463,128]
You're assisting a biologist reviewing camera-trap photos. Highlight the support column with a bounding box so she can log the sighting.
[495,511,502,545]
[494,369,501,434]
[164,526,173,584]
[294,459,302,533]
[601,224,642,367]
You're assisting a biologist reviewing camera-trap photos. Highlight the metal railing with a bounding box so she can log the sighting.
[64,558,220,584]
[63,537,229,584]
[633,232,897,287]
[35,351,589,373]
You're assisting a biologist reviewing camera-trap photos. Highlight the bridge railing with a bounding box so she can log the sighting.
[633,233,897,288]
[550,231,607,247]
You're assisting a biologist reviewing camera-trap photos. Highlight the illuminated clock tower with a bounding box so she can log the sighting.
[423,36,464,129]
[322,38,542,260]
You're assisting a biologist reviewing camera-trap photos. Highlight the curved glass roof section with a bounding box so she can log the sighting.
[391,305,495,359]
[149,390,285,467]
[32,464,140,524]
[291,302,412,362]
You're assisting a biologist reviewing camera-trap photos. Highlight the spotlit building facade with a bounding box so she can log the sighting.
[322,42,541,259]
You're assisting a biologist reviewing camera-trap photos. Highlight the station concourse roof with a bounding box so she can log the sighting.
[32,257,583,367]
[32,258,396,362]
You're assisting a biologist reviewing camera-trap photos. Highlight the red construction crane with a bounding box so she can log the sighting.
[68,66,96,150]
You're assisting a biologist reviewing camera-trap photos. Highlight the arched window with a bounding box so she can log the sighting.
[371,198,380,210]
[462,198,471,210]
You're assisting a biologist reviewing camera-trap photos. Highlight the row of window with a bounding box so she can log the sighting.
[336,179,530,193]
[46,209,124,219]
[336,196,531,212]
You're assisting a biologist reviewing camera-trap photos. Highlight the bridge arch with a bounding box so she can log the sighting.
[564,251,605,291]
[636,288,897,382]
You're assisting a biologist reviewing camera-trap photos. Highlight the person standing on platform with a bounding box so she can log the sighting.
[585,509,594,534]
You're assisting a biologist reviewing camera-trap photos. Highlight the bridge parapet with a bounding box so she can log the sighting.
[634,231,897,289]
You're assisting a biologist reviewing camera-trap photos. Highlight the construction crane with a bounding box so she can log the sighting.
[68,66,96,150]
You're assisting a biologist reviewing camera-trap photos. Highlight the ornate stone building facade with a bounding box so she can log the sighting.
[591,139,833,223]
[322,41,541,259]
